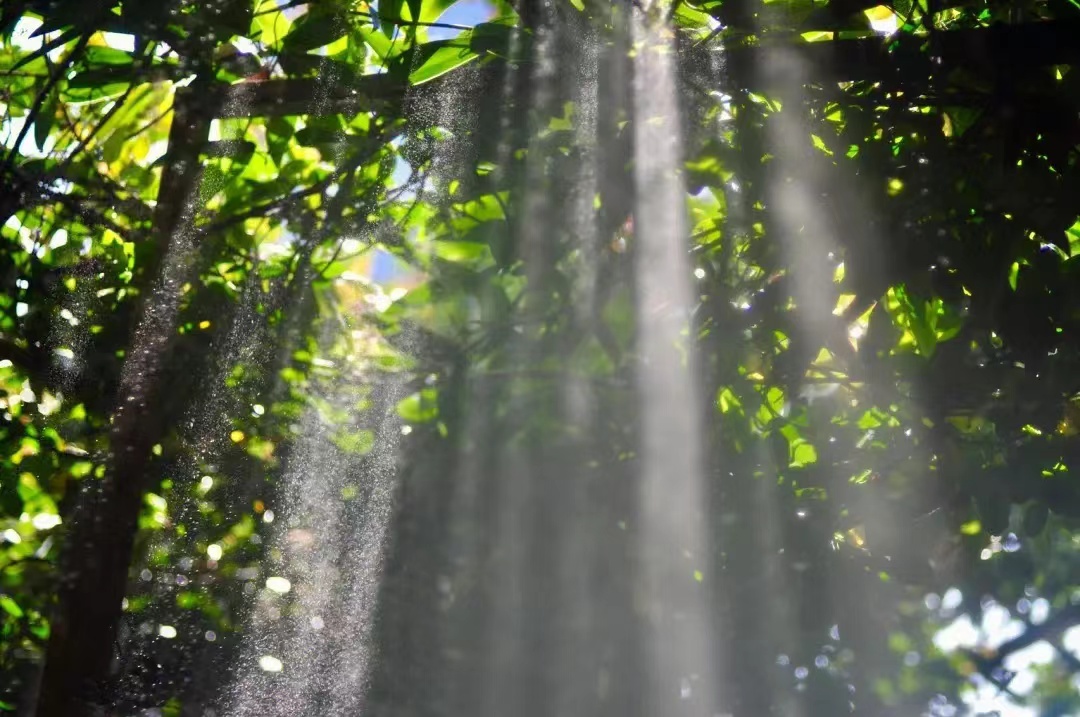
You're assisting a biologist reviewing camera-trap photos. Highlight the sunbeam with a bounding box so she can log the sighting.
[5,2,1080,716]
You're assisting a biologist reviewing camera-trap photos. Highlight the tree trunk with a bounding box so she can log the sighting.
[36,88,212,717]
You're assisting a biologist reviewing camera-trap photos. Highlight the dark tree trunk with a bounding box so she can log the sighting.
[36,88,213,717]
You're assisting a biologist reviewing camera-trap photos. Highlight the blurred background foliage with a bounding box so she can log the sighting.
[1,0,1080,714]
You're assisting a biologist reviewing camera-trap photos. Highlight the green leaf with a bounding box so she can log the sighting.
[359,25,394,59]
[383,0,406,22]
[1008,261,1020,291]
[810,133,833,156]
[420,0,462,22]
[65,65,132,90]
[408,38,479,85]
[398,389,439,423]
[252,0,296,46]
[282,10,350,52]
[790,440,817,468]
[407,0,424,28]
[766,385,786,415]
[199,165,226,204]
[34,94,57,153]
[433,241,492,265]
[895,287,937,357]
[469,21,518,57]
[716,386,743,415]
[0,595,24,619]
[332,429,375,455]
[941,106,982,139]
[83,45,134,66]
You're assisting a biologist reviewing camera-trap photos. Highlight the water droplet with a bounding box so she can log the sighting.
[259,655,283,672]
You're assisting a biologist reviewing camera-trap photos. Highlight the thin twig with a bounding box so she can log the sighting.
[123,101,174,141]
[14,168,136,237]
[253,0,309,17]
[350,10,476,32]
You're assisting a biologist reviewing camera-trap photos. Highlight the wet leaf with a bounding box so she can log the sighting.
[398,389,439,423]
[0,596,23,619]
[408,38,478,85]
[282,10,350,53]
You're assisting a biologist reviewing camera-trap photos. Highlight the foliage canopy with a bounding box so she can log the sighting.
[2,0,1080,714]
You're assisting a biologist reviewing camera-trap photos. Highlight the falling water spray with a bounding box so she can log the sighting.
[631,1,719,712]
